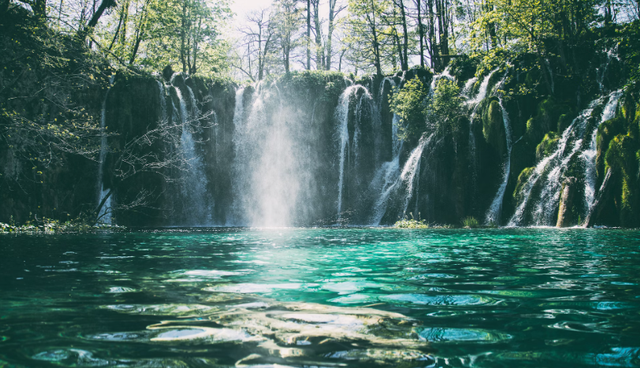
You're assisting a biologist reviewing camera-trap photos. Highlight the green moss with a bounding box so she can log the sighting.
[514,167,535,203]
[620,179,637,227]
[536,132,559,161]
[483,99,506,154]
[557,114,572,133]
[620,93,636,124]
[605,134,637,177]
[629,116,640,140]
[605,134,640,227]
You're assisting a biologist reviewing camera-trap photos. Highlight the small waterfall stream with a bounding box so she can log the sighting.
[335,85,369,220]
[96,75,116,225]
[370,133,435,224]
[582,90,623,211]
[175,86,212,225]
[485,97,513,224]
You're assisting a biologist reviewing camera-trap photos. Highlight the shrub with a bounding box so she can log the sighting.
[462,216,479,228]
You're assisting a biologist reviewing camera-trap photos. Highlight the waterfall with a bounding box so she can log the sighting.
[96,75,116,225]
[231,81,306,227]
[467,68,498,106]
[370,133,434,224]
[335,85,369,220]
[369,114,403,225]
[484,98,513,224]
[596,45,619,93]
[582,90,623,213]
[462,76,478,98]
[508,91,620,226]
[175,86,212,225]
[229,87,246,225]
[544,59,555,93]
[464,68,498,213]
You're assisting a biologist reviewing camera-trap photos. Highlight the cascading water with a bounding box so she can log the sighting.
[508,90,622,226]
[467,68,498,107]
[369,114,403,225]
[175,86,212,225]
[597,45,619,93]
[370,133,435,224]
[485,97,513,224]
[335,85,371,220]
[582,90,623,211]
[96,75,116,225]
[462,77,478,98]
[229,87,247,225]
[466,68,499,206]
[232,81,310,227]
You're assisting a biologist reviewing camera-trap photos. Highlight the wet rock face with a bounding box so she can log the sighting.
[100,295,434,367]
[556,176,577,227]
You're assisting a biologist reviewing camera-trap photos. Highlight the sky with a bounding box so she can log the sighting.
[230,0,273,22]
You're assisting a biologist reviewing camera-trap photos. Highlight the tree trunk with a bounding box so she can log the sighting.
[180,0,188,73]
[416,0,424,68]
[326,0,337,70]
[313,0,323,69]
[128,0,149,65]
[398,0,408,71]
[306,0,311,70]
[86,0,117,29]
[108,3,127,51]
[119,0,129,45]
[427,0,438,70]
[436,0,449,69]
[370,0,382,76]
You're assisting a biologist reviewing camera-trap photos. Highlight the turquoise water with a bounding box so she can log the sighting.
[1,228,640,367]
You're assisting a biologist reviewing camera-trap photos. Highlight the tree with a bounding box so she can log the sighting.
[389,76,428,142]
[111,0,232,75]
[273,0,303,73]
[347,0,391,75]
[325,0,347,70]
[236,8,277,81]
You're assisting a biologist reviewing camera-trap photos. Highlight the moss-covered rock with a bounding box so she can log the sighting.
[513,166,535,204]
[483,98,507,156]
[557,113,573,133]
[605,134,640,227]
[596,117,626,186]
[536,132,559,162]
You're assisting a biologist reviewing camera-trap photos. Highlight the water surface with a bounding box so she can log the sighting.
[1,228,639,367]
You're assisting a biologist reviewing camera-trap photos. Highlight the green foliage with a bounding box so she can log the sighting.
[389,76,428,142]
[462,216,479,228]
[0,11,107,179]
[536,132,559,161]
[345,0,393,75]
[430,78,464,135]
[394,218,429,229]
[139,0,231,75]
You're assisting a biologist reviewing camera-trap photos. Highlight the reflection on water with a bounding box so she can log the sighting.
[1,228,640,367]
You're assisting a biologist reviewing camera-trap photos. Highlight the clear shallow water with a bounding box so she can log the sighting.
[1,228,640,367]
